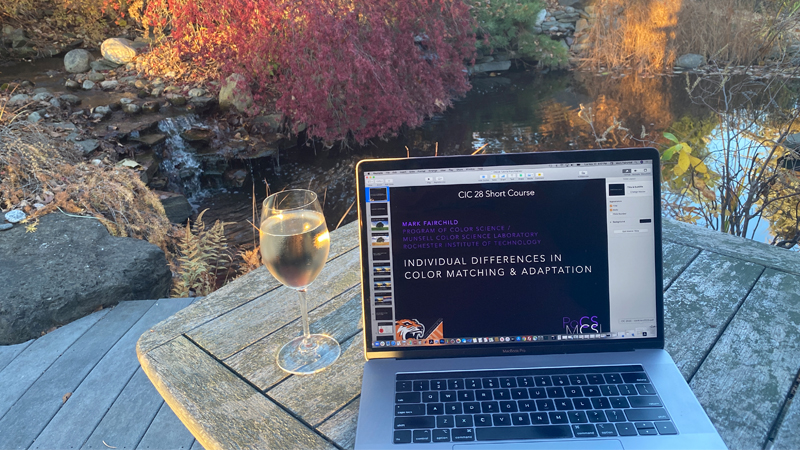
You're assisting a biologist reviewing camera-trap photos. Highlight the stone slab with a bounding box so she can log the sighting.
[662,240,700,288]
[139,335,335,450]
[0,300,152,449]
[82,368,163,450]
[0,308,109,419]
[136,401,196,450]
[0,339,32,373]
[663,252,763,380]
[318,398,360,450]
[34,298,192,449]
[690,269,800,450]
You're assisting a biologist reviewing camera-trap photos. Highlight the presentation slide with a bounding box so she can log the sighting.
[388,180,610,338]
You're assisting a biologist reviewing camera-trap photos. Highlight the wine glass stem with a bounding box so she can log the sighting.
[298,288,312,341]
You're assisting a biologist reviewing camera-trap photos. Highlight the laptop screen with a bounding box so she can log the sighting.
[356,149,663,356]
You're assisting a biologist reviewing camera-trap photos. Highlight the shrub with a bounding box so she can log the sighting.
[1,0,132,44]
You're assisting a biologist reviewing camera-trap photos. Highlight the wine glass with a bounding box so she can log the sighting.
[260,189,341,374]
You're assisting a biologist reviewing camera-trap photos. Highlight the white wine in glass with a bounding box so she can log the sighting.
[260,190,341,374]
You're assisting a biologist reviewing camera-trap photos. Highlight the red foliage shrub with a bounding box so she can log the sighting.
[143,0,476,143]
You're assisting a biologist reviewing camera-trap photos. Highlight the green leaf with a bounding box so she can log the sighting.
[662,143,681,160]
[663,132,679,144]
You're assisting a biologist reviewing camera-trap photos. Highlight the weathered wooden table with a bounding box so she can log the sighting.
[137,219,800,450]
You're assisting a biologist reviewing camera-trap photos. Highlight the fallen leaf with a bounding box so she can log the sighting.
[62,392,71,403]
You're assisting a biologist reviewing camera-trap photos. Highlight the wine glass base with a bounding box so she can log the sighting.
[277,334,341,375]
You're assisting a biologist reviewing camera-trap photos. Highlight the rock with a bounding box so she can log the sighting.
[87,72,105,82]
[142,101,160,114]
[187,88,206,98]
[122,103,141,114]
[0,213,171,344]
[218,73,254,113]
[101,38,137,64]
[65,79,80,90]
[94,105,112,118]
[120,98,135,105]
[49,97,61,108]
[151,86,164,97]
[135,151,161,185]
[134,79,147,90]
[254,113,284,132]
[64,49,92,73]
[32,92,53,102]
[59,94,81,105]
[100,80,119,90]
[119,76,137,85]
[164,86,181,93]
[187,96,216,113]
[535,8,548,26]
[575,18,589,34]
[27,111,42,123]
[130,134,167,146]
[5,210,26,223]
[180,128,212,142]
[155,191,193,224]
[675,53,705,69]
[470,60,512,74]
[73,139,100,154]
[169,95,187,106]
[82,80,95,90]
[8,94,31,107]
[0,223,12,231]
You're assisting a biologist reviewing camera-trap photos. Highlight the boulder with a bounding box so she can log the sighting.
[101,80,119,90]
[101,38,137,64]
[91,58,122,72]
[218,73,254,113]
[64,49,92,73]
[0,213,171,344]
[675,53,705,70]
[470,60,512,74]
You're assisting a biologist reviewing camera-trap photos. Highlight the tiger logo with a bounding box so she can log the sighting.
[396,319,425,340]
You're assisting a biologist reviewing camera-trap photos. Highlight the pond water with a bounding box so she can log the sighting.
[198,69,800,254]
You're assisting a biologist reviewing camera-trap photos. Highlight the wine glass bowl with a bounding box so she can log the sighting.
[260,189,341,374]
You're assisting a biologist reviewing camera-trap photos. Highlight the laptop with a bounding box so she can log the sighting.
[353,148,726,449]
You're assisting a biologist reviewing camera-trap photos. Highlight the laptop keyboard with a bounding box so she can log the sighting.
[393,364,677,444]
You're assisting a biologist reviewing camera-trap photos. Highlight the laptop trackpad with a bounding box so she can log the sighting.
[454,439,624,450]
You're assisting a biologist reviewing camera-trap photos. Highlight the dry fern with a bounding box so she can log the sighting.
[171,209,230,297]
[237,245,262,276]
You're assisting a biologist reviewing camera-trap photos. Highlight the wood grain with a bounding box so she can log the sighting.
[136,401,196,450]
[318,398,360,450]
[690,269,800,450]
[663,252,763,380]
[662,240,700,288]
[140,335,335,450]
[772,381,800,450]
[0,339,32,373]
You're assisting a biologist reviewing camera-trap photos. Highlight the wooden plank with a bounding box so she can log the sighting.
[34,298,193,449]
[136,402,195,450]
[225,286,363,390]
[773,381,800,450]
[82,368,164,450]
[0,339,33,373]
[662,240,700,288]
[188,248,361,359]
[663,218,800,275]
[690,269,800,450]
[136,222,359,356]
[663,252,763,380]
[139,335,336,450]
[0,300,153,450]
[0,308,109,420]
[317,398,360,450]
[267,332,364,427]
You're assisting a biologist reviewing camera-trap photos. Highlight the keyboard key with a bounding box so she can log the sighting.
[655,421,678,435]
[555,399,574,410]
[635,421,655,429]
[531,412,550,424]
[475,425,573,441]
[448,379,463,390]
[493,389,511,400]
[476,390,492,401]
[569,375,588,385]
[587,374,605,385]
[413,429,431,443]
[440,391,456,402]
[582,386,601,397]
[629,395,663,408]
[455,415,474,427]
[638,428,658,435]
[536,399,555,411]
[552,375,570,386]
[463,402,480,414]
[591,397,611,409]
[481,401,499,413]
[492,413,511,426]
[600,385,620,396]
[436,415,454,428]
[457,390,474,402]
[431,380,447,390]
[596,423,618,437]
[394,429,412,443]
[535,376,553,386]
[568,411,588,423]
[529,388,547,399]
[394,416,435,429]
[573,398,592,410]
[427,403,444,415]
[573,424,598,438]
[518,400,537,412]
[444,402,462,414]
[610,397,630,409]
[395,404,425,416]
[625,408,670,421]
[618,384,637,396]
[511,388,529,399]
[547,387,566,398]
[499,377,517,388]
[565,387,583,398]
[616,422,637,436]
[622,372,649,383]
[483,378,499,389]
[413,380,429,391]
[465,378,481,389]
[396,381,412,392]
[422,391,438,402]
[432,429,451,442]
[512,413,531,425]
[637,384,657,395]
[549,412,568,424]
[452,428,475,441]
[474,414,492,427]
[604,373,623,384]
[606,410,626,422]
[587,411,607,423]
[395,392,421,403]
[500,401,518,412]
[517,376,534,387]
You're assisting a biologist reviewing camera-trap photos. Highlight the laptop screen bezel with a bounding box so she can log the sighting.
[355,148,664,360]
